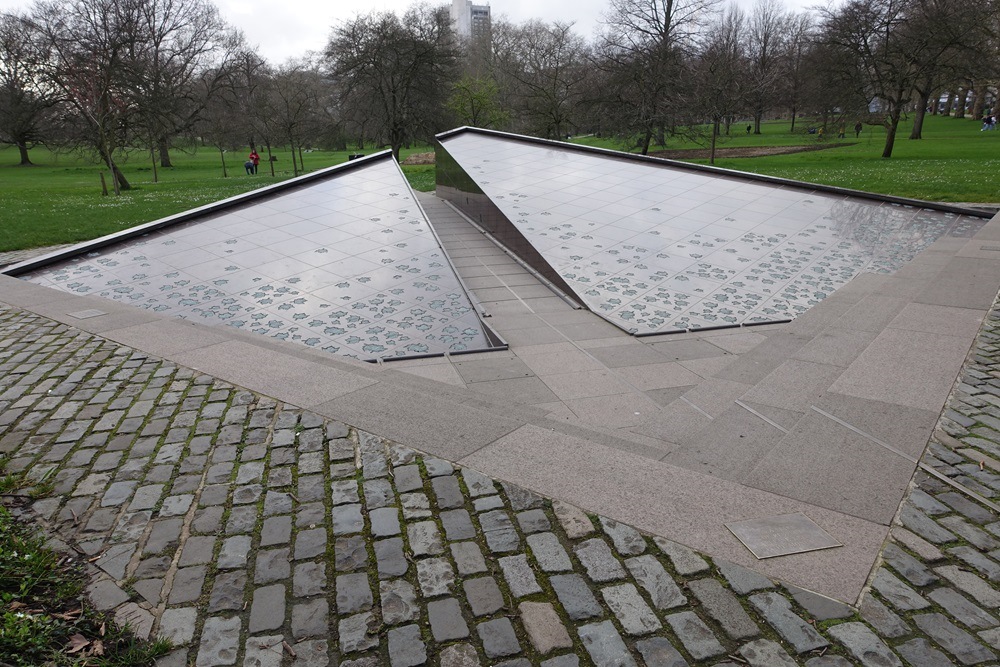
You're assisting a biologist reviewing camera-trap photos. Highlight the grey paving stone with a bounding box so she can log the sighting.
[940,515,1000,551]
[625,554,686,610]
[217,535,251,569]
[369,506,401,537]
[381,579,420,625]
[601,583,661,635]
[429,597,470,640]
[393,465,423,493]
[938,491,996,524]
[896,638,957,667]
[552,500,595,539]
[254,548,291,584]
[950,546,1000,583]
[804,658,853,667]
[464,576,505,616]
[416,557,455,597]
[599,517,646,556]
[292,598,329,640]
[431,475,464,509]
[527,532,573,572]
[687,578,759,640]
[474,495,504,512]
[928,587,999,630]
[882,542,940,587]
[363,477,393,509]
[550,574,604,620]
[936,565,1000,607]
[462,468,496,497]
[520,601,573,655]
[294,528,327,560]
[336,572,374,614]
[871,568,931,610]
[738,639,797,667]
[423,457,454,477]
[408,520,444,556]
[784,584,855,621]
[208,571,246,612]
[913,612,996,664]
[859,593,911,638]
[575,538,626,582]
[339,612,378,653]
[249,583,285,632]
[577,620,638,667]
[293,562,326,597]
[400,492,431,519]
[158,607,198,645]
[143,517,184,555]
[290,639,329,667]
[101,480,136,507]
[827,622,903,667]
[128,484,164,511]
[441,509,476,541]
[716,560,773,594]
[376,537,408,579]
[336,535,369,571]
[477,617,521,659]
[665,611,725,660]
[480,510,520,553]
[901,505,959,544]
[540,656,580,667]
[87,578,129,610]
[748,592,828,653]
[332,503,364,535]
[634,637,687,667]
[196,615,241,667]
[439,643,481,667]
[502,482,544,511]
[388,624,426,667]
[499,553,542,597]
[168,566,206,604]
[260,515,292,546]
[241,635,283,667]
[910,488,952,515]
[451,541,488,575]
[516,509,551,534]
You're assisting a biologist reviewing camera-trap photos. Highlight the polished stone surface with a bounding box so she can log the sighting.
[438,132,985,334]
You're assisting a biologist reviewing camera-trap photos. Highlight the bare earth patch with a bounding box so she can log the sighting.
[401,152,436,165]
[650,142,853,160]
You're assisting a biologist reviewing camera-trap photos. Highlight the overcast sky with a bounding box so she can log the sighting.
[0,0,818,64]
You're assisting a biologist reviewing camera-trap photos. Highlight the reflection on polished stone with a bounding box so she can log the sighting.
[438,132,985,334]
[21,157,494,361]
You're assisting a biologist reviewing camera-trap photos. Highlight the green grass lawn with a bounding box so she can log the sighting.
[0,143,434,252]
[2,115,998,253]
[575,114,1000,203]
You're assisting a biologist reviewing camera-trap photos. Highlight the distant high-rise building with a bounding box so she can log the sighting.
[450,0,491,40]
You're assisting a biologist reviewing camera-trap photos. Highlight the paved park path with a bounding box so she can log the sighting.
[5,296,1000,666]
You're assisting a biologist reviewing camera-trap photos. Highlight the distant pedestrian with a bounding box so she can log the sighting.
[249,149,260,174]
[817,127,824,140]
[746,124,752,134]
[837,124,846,138]
[854,121,863,137]
[244,160,254,175]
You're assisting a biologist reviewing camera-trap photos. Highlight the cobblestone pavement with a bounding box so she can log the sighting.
[6,299,1000,666]
[0,243,74,270]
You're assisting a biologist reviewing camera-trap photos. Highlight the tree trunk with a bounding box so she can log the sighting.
[266,143,275,177]
[291,141,299,177]
[955,88,968,118]
[640,129,652,156]
[16,142,32,166]
[790,106,797,132]
[219,146,228,178]
[298,146,305,173]
[158,139,172,168]
[710,119,719,165]
[753,111,762,134]
[930,91,939,115]
[113,163,131,191]
[971,85,986,121]
[150,146,159,183]
[943,92,954,116]
[882,106,902,158]
[910,89,930,139]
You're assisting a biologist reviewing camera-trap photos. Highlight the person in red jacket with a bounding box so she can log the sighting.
[248,149,260,174]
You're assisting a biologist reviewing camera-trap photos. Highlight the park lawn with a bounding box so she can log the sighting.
[0,143,435,252]
[574,115,1000,203]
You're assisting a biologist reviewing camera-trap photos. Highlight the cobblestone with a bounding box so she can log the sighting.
[9,302,1000,667]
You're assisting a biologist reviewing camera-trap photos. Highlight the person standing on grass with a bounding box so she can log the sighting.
[249,149,260,174]
[854,121,863,137]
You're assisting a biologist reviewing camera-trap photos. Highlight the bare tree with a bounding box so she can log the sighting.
[0,12,59,165]
[593,0,719,153]
[692,4,748,164]
[744,0,788,134]
[489,19,590,140]
[269,61,326,176]
[325,3,459,160]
